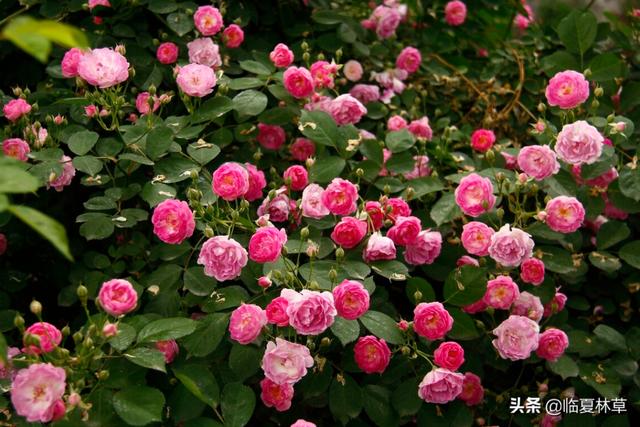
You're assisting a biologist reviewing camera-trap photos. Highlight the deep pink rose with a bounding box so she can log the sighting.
[78,48,129,88]
[88,0,110,9]
[270,43,294,68]
[257,188,291,222]
[457,255,479,267]
[544,196,585,233]
[555,120,603,165]
[483,275,520,310]
[354,336,391,374]
[328,94,367,125]
[261,338,314,384]
[458,372,484,406]
[363,233,396,262]
[212,162,249,201]
[10,363,66,423]
[197,236,248,281]
[290,138,315,161]
[332,280,370,320]
[3,99,31,122]
[544,291,567,317]
[283,165,308,191]
[223,24,244,48]
[322,178,358,215]
[470,129,496,152]
[193,5,223,36]
[385,197,412,222]
[387,115,408,131]
[257,123,286,150]
[434,341,465,371]
[249,226,287,263]
[511,291,544,323]
[444,1,467,26]
[310,60,337,89]
[365,201,385,231]
[404,230,443,265]
[229,304,268,344]
[2,138,30,162]
[418,368,464,404]
[283,289,336,335]
[61,48,83,78]
[387,216,421,246]
[413,302,453,340]
[408,117,433,141]
[396,46,421,73]
[517,145,560,180]
[455,173,496,217]
[492,315,540,360]
[176,63,217,97]
[536,328,569,362]
[155,340,179,363]
[98,279,138,316]
[488,224,534,267]
[23,322,62,355]
[266,296,290,327]
[462,298,488,314]
[151,199,195,244]
[331,217,367,249]
[461,221,494,256]
[545,70,589,109]
[244,163,267,201]
[156,42,179,64]
[301,184,330,219]
[520,258,545,285]
[187,38,221,68]
[260,378,294,411]
[283,66,314,98]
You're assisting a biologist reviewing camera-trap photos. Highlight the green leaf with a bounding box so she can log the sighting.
[232,90,268,116]
[391,379,422,417]
[229,344,261,382]
[329,375,363,424]
[79,216,115,241]
[68,131,99,155]
[8,205,72,260]
[239,60,273,75]
[620,81,640,111]
[141,182,177,207]
[363,385,396,427]
[227,77,265,90]
[386,151,415,174]
[385,129,415,153]
[221,383,255,427]
[443,266,487,306]
[299,110,342,148]
[405,177,444,199]
[113,386,165,426]
[359,311,403,345]
[192,96,233,123]
[310,156,346,183]
[331,317,360,346]
[430,193,461,226]
[406,277,436,303]
[137,318,197,343]
[619,240,640,269]
[359,138,383,165]
[183,267,216,296]
[593,324,627,352]
[371,260,409,281]
[541,51,580,76]
[588,53,626,82]
[182,313,229,357]
[548,355,579,380]
[0,166,38,193]
[109,323,136,351]
[538,245,575,274]
[173,364,220,408]
[166,12,194,36]
[146,125,174,160]
[187,141,221,165]
[558,10,597,55]
[73,155,103,176]
[588,251,622,273]
[148,0,178,13]
[124,348,166,373]
[0,333,7,366]
[618,166,640,201]
[448,308,480,340]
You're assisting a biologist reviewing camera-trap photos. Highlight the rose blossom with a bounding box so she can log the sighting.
[198,236,248,281]
[78,48,129,88]
[291,420,316,427]
[249,226,287,263]
[387,216,421,246]
[418,368,464,404]
[544,196,585,233]
[156,42,179,64]
[517,145,560,180]
[261,338,314,384]
[283,66,314,98]
[270,43,294,68]
[457,255,479,267]
[176,63,217,97]
[343,60,363,81]
[470,129,496,152]
[544,291,567,317]
[520,258,545,285]
[511,291,544,323]
[283,289,336,335]
[444,1,467,26]
[61,48,83,77]
[310,60,337,89]
[458,372,484,406]
[151,199,195,244]
[349,84,380,104]
[396,47,422,74]
[283,165,308,191]
[97,279,138,316]
[244,163,267,201]
[433,341,465,371]
[223,24,244,48]
[413,302,453,340]
[462,299,487,314]
[266,296,290,327]
[88,0,110,9]
[329,94,367,125]
[455,173,496,217]
[387,115,408,131]
[555,120,603,165]
[187,38,222,68]
[333,280,370,320]
[229,304,268,344]
[331,217,367,249]
[257,123,286,150]
[212,162,249,201]
[10,363,66,423]
[384,197,412,222]
[461,221,494,256]
[3,99,31,122]
[135,92,160,115]
[483,275,520,310]
[515,4,534,31]
[408,117,433,140]
[257,188,291,222]
[193,5,223,36]
[363,233,396,262]
[545,70,589,110]
[23,322,62,355]
[365,201,385,231]
[488,224,535,267]
[155,340,179,363]
[260,378,294,411]
[102,322,118,338]
[536,328,569,362]
[322,178,358,215]
[404,230,443,265]
[492,315,540,360]
[2,138,30,162]
[403,155,432,180]
[301,184,330,219]
[354,336,391,374]
[572,164,618,188]
[290,138,315,161]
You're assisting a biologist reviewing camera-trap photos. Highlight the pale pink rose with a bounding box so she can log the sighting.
[222,24,244,48]
[257,123,286,150]
[349,84,380,104]
[2,138,30,162]
[3,99,31,122]
[261,338,314,384]
[98,279,138,316]
[187,38,222,68]
[387,216,421,246]
[212,162,250,201]
[249,226,287,263]
[520,258,545,285]
[291,420,316,427]
[511,291,544,323]
[373,68,407,94]
[545,70,589,110]
[260,378,294,411]
[290,138,315,161]
[270,43,294,68]
[257,188,291,222]
[544,291,567,317]
[444,1,467,26]
[176,63,217,97]
[455,173,496,217]
[244,163,267,201]
[413,302,453,340]
[156,42,179,64]
[343,60,363,81]
[283,66,314,98]
[418,368,464,404]
[10,363,66,423]
[517,145,560,180]
[322,178,358,215]
[544,196,585,233]
[310,60,337,89]
[514,5,534,31]
[304,93,333,114]
[395,46,421,74]
[470,129,496,152]
[461,221,494,256]
[502,151,517,169]
[536,328,569,362]
[434,341,465,371]
[333,280,370,320]
[363,232,396,262]
[301,184,330,219]
[408,117,433,141]
[456,255,479,267]
[197,236,248,281]
[458,372,484,406]
[374,6,401,39]
[331,217,367,249]
[329,94,367,125]
[88,0,110,9]
[462,298,487,314]
[229,304,268,345]
[61,48,83,78]
[365,201,385,231]
[384,197,412,222]
[354,336,391,374]
[135,92,160,115]
[0,347,20,379]
[492,315,540,360]
[403,155,432,180]
[283,165,308,191]
[193,5,223,36]
[555,120,603,165]
[102,322,118,338]
[77,48,129,88]
[387,115,408,131]
[266,296,290,327]
[23,124,47,149]
[23,322,62,355]
[404,230,442,265]
[488,224,534,267]
[151,199,195,245]
[284,289,336,335]
[155,340,179,363]
[483,275,520,310]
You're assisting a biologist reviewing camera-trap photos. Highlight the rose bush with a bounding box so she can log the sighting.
[1,0,640,426]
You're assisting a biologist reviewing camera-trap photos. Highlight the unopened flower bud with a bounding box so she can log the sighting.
[414,290,422,303]
[303,52,310,62]
[204,226,214,238]
[257,276,272,288]
[537,103,546,113]
[103,322,118,338]
[30,300,42,316]
[536,211,547,222]
[485,150,495,162]
[355,168,364,177]
[400,346,411,356]
[68,393,81,406]
[583,68,592,78]
[14,314,25,329]
[97,370,109,381]
[397,320,409,331]
[61,326,71,337]
[320,337,331,348]
[594,87,604,97]
[335,247,345,260]
[329,268,338,281]
[308,280,320,290]
[305,157,315,168]
[300,227,310,239]
[73,332,83,344]
[591,99,599,109]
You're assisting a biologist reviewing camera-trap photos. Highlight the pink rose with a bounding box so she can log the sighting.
[354,336,391,374]
[403,155,432,180]
[212,162,249,201]
[349,84,380,104]
[78,48,129,88]
[572,164,618,188]
[261,338,314,384]
[363,233,397,262]
[462,299,487,314]
[520,258,545,285]
[283,165,308,191]
[514,5,534,31]
[102,322,118,338]
[98,279,138,316]
[270,43,294,68]
[266,297,290,327]
[88,0,110,9]
[301,184,330,219]
[331,217,367,249]
[61,48,83,78]
[461,221,494,256]
[155,340,179,363]
[365,201,385,231]
[322,178,358,215]
[470,129,496,152]
[156,42,179,64]
[408,117,433,141]
[84,105,98,118]
[257,188,291,222]
[290,138,315,161]
[418,368,464,404]
[3,99,31,122]
[283,289,336,335]
[374,6,401,39]
[387,115,408,131]
[176,63,217,97]
[488,224,534,267]
[197,236,248,281]
[517,145,560,180]
[544,291,567,317]
[249,226,288,263]
[545,70,589,110]
[223,24,244,48]
[187,38,222,68]
[47,156,72,189]
[151,199,195,244]
[244,163,267,201]
[544,196,585,233]
[511,291,544,323]
[283,66,314,98]
[555,120,603,165]
[413,302,453,340]
[387,216,421,246]
[343,60,363,81]
[457,255,479,267]
[333,280,370,320]
[229,304,268,344]
[458,372,484,406]
[483,275,520,310]
[329,94,367,125]
[404,230,443,265]
[444,1,467,26]
[291,420,316,427]
[135,92,160,115]
[310,60,337,89]
[455,173,496,217]
[492,315,540,360]
[434,341,465,371]
[23,322,62,355]
[396,46,421,74]
[260,378,294,411]
[10,363,66,423]
[193,5,223,36]
[2,138,30,162]
[257,123,286,150]
[536,328,569,362]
